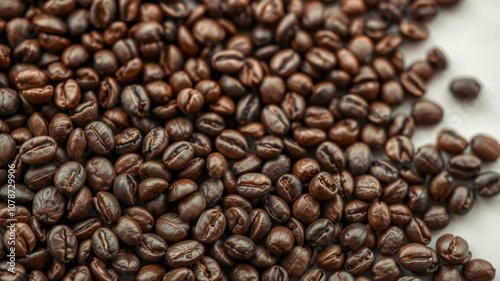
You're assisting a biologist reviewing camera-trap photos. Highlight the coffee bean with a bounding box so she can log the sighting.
[19,136,58,165]
[54,161,86,195]
[471,134,500,162]
[397,243,435,273]
[437,128,468,154]
[450,78,481,99]
[447,154,481,179]
[84,121,115,155]
[413,144,444,175]
[462,259,496,281]
[92,227,119,260]
[448,184,475,215]
[474,172,500,197]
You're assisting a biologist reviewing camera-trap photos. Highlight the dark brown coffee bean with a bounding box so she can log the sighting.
[215,130,248,160]
[162,141,194,170]
[405,217,431,245]
[385,136,414,164]
[413,145,444,175]
[19,136,58,165]
[412,100,444,125]
[473,172,500,197]
[84,121,114,155]
[428,172,454,202]
[447,154,481,179]
[448,184,474,215]
[436,234,471,265]
[471,134,500,162]
[450,78,481,99]
[270,49,300,77]
[462,259,496,281]
[437,128,469,154]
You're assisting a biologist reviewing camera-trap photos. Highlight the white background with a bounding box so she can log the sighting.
[400,0,500,271]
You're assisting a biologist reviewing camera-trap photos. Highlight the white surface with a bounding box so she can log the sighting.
[400,0,500,270]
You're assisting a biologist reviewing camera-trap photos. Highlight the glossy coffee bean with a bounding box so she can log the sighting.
[437,128,468,154]
[447,154,481,179]
[462,259,496,281]
[474,172,500,197]
[411,100,443,126]
[471,134,500,162]
[92,227,119,261]
[166,240,205,268]
[436,234,471,265]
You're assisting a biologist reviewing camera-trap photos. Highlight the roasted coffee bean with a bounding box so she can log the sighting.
[428,172,454,202]
[413,145,444,175]
[165,117,193,141]
[450,78,481,99]
[448,184,475,215]
[436,234,471,265]
[193,208,226,244]
[471,134,500,162]
[347,142,372,175]
[474,172,500,197]
[32,186,65,225]
[215,130,248,159]
[91,227,119,261]
[199,178,223,207]
[47,225,78,263]
[92,191,121,225]
[280,246,311,277]
[405,217,431,245]
[134,233,167,262]
[434,265,463,281]
[412,100,444,126]
[388,114,415,138]
[389,204,412,226]
[447,154,481,179]
[400,20,428,40]
[138,178,168,201]
[317,245,344,271]
[265,226,294,255]
[292,194,320,223]
[309,172,338,200]
[407,185,431,214]
[263,194,291,223]
[340,223,368,251]
[162,141,194,170]
[377,226,406,256]
[19,136,58,165]
[354,175,381,201]
[236,173,271,199]
[344,199,369,223]
[177,88,204,114]
[368,201,391,231]
[85,157,115,191]
[385,136,414,164]
[121,85,150,117]
[462,259,496,281]
[370,160,398,184]
[84,121,114,155]
[66,186,93,221]
[422,205,450,230]
[437,128,469,154]
[305,218,338,247]
[177,191,206,221]
[398,243,435,273]
[344,247,375,275]
[166,240,205,268]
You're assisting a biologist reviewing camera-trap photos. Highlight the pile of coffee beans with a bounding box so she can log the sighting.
[0,0,498,280]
